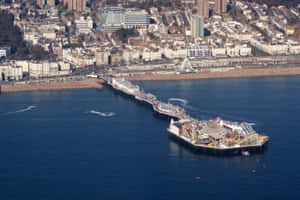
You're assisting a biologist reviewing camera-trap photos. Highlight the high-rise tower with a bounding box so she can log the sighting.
[191,15,204,38]
[197,0,209,18]
[214,0,227,14]
[68,0,86,12]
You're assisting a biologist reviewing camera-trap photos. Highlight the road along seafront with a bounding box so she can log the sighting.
[123,66,300,81]
[0,78,104,93]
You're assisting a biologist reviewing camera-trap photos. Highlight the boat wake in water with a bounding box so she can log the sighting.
[5,105,37,114]
[88,110,115,117]
[168,98,188,105]
[168,98,196,110]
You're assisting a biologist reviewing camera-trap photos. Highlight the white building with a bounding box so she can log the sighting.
[0,64,23,81]
[96,50,110,65]
[15,60,30,72]
[187,46,211,58]
[24,32,40,45]
[0,47,11,58]
[42,30,57,40]
[75,16,93,34]
[289,45,300,55]
[122,50,134,64]
[142,49,162,61]
[63,49,95,67]
[239,46,252,56]
[124,10,150,29]
[191,15,204,38]
[212,48,226,57]
[162,48,187,59]
[250,38,289,55]
[226,47,240,57]
[28,61,71,78]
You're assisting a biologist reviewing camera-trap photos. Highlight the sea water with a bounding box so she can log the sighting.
[0,76,300,199]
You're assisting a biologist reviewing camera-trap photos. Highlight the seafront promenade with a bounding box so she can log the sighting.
[124,66,300,81]
[1,66,300,93]
[0,78,104,93]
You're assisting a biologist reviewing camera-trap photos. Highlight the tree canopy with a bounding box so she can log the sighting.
[113,28,139,44]
[0,10,50,60]
[0,10,26,55]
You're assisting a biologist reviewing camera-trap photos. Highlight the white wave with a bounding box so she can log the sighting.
[168,98,197,110]
[88,110,115,117]
[5,105,37,114]
[168,98,188,106]
[15,105,36,113]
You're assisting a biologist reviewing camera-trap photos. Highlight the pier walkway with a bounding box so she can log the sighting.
[100,76,192,121]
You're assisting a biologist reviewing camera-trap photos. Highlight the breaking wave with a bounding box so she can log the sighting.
[88,110,115,117]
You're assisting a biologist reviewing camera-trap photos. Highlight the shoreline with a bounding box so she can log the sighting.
[1,66,300,93]
[0,78,104,93]
[124,66,300,81]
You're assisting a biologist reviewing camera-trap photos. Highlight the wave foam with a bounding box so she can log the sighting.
[88,110,115,117]
[5,105,37,114]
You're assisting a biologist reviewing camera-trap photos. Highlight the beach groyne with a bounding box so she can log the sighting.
[0,79,104,93]
[124,66,300,81]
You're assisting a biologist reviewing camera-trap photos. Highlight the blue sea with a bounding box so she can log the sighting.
[0,76,300,199]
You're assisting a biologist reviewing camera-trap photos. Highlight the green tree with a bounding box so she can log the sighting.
[113,28,139,43]
[0,10,50,60]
